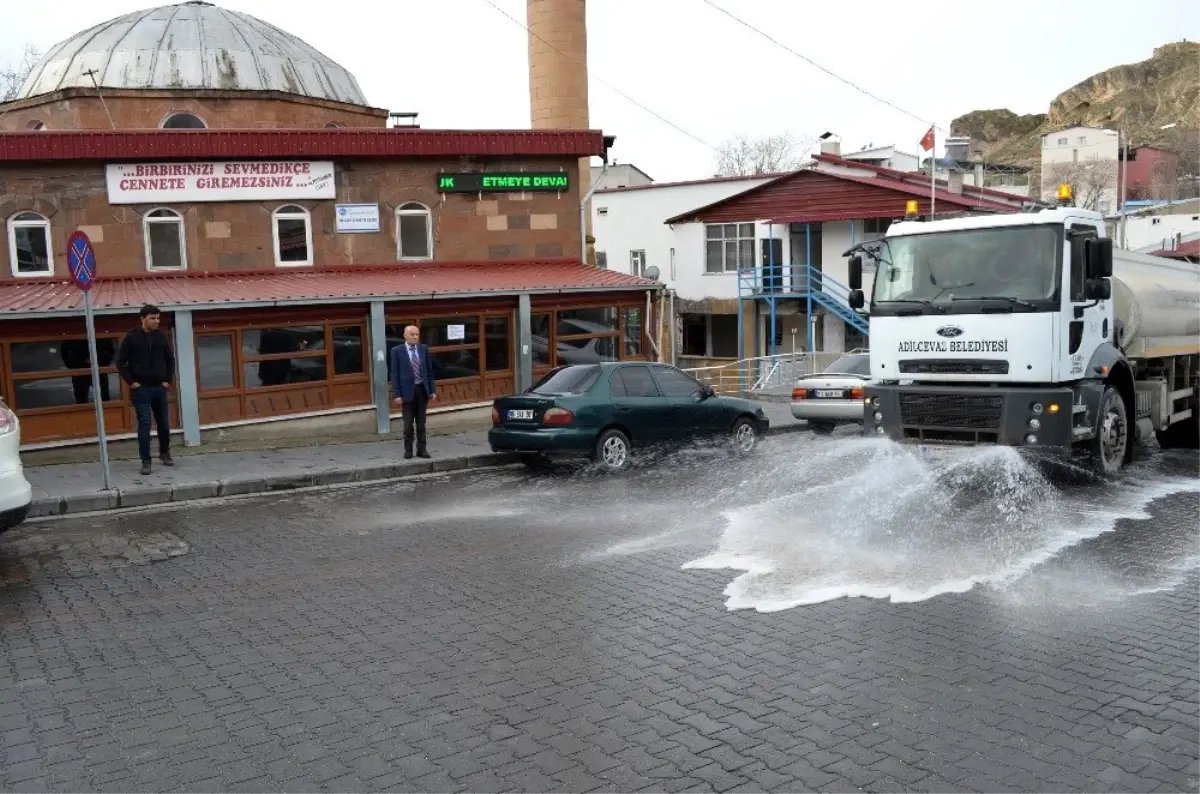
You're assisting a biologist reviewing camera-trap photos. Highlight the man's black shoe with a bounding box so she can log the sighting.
[403,451,413,459]
[417,450,431,459]
[140,461,152,475]
[160,454,175,466]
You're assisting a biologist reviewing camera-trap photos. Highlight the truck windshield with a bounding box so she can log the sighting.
[872,225,1061,305]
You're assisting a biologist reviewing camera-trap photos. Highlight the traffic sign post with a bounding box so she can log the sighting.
[67,231,112,491]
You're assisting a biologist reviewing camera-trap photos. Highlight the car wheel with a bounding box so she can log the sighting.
[809,420,836,435]
[731,417,758,454]
[594,428,631,472]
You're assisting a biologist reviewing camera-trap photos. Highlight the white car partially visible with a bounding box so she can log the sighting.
[790,353,872,434]
[0,397,32,533]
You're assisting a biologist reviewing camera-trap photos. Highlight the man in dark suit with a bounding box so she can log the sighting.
[390,324,437,459]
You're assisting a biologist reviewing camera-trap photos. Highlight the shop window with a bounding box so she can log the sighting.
[196,335,235,390]
[144,208,186,270]
[161,112,207,129]
[397,202,432,260]
[557,307,617,336]
[7,212,52,277]
[622,307,644,357]
[332,326,365,375]
[531,313,553,367]
[485,316,511,371]
[241,326,326,388]
[273,205,312,267]
[7,337,121,410]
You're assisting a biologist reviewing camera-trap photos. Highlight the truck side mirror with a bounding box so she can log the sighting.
[848,290,865,310]
[1084,237,1113,279]
[1085,278,1112,301]
[847,254,863,290]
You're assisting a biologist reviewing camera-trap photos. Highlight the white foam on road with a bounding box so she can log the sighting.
[680,440,1200,612]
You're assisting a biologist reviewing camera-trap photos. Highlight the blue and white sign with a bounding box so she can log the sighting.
[336,203,380,234]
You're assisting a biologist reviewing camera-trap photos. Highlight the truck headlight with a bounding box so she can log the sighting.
[874,411,883,421]
[1028,418,1041,430]
[1025,433,1038,445]
[876,426,886,435]
[1031,402,1044,415]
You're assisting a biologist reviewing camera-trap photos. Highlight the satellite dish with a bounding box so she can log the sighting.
[644,265,661,280]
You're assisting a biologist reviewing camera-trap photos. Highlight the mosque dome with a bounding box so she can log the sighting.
[16,0,368,106]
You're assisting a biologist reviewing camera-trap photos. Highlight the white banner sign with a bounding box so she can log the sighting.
[106,161,336,204]
[336,203,380,233]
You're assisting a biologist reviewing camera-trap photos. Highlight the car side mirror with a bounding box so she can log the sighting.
[1084,237,1113,279]
[699,384,715,400]
[847,254,863,290]
[848,289,865,310]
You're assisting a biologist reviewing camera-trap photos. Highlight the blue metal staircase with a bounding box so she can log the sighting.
[736,261,870,348]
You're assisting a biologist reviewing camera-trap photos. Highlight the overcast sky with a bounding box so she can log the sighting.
[3,0,1198,181]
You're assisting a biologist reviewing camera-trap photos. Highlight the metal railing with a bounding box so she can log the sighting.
[736,263,870,336]
[683,349,868,397]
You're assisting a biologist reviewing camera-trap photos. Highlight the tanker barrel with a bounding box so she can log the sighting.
[1110,251,1200,353]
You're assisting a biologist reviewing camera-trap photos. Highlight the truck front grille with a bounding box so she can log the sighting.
[898,392,1004,430]
[898,359,1009,375]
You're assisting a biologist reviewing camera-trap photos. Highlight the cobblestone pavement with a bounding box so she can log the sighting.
[1,437,1197,793]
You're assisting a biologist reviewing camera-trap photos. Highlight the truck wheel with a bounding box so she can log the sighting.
[1090,385,1129,476]
[809,421,836,435]
[1156,416,1200,450]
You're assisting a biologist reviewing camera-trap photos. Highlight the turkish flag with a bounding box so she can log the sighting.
[919,126,935,152]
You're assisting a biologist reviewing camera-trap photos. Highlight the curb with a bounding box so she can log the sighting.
[28,422,810,520]
[28,452,520,519]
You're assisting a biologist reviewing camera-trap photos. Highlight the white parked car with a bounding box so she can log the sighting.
[790,353,871,434]
[0,397,32,533]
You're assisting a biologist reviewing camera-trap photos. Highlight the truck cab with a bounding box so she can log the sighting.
[846,201,1199,475]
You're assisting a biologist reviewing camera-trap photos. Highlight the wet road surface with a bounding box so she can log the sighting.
[1,435,1197,792]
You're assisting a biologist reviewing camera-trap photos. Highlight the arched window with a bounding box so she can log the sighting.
[273,205,313,266]
[143,208,186,270]
[325,122,344,128]
[161,112,207,129]
[7,212,52,277]
[396,202,432,260]
[26,120,46,131]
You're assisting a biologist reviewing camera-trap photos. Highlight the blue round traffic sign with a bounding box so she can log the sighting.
[67,230,97,292]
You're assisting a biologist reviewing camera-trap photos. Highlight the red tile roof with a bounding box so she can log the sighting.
[0,260,657,317]
[0,128,608,162]
[812,153,1038,207]
[1148,239,1200,259]
[664,168,1025,226]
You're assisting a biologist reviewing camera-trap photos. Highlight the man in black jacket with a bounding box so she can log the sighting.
[116,304,176,475]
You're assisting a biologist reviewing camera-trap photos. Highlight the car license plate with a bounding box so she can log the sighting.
[508,409,534,420]
[814,389,843,399]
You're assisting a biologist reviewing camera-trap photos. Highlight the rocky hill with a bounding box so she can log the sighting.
[951,41,1200,172]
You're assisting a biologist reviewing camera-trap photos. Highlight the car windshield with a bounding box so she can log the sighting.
[824,354,870,376]
[872,225,1061,304]
[529,365,601,396]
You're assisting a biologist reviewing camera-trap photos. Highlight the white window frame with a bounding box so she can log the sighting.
[7,212,53,278]
[704,223,756,273]
[629,250,646,277]
[272,205,314,267]
[396,202,433,261]
[142,207,187,271]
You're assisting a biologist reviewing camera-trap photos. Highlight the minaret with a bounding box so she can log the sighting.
[527,0,594,264]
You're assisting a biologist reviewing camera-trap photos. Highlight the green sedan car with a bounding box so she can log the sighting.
[488,362,770,471]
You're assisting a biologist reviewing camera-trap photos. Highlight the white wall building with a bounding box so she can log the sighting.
[1041,125,1120,213]
[1119,199,1200,252]
[589,162,654,191]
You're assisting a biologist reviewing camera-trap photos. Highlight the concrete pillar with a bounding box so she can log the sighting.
[516,293,533,392]
[173,309,201,447]
[527,0,593,263]
[369,301,390,434]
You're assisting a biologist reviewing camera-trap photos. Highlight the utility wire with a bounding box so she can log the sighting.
[700,0,948,135]
[481,0,718,152]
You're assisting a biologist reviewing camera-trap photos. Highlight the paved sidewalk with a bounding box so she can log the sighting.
[25,402,804,518]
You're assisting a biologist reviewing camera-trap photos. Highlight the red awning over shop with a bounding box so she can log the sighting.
[0,260,658,317]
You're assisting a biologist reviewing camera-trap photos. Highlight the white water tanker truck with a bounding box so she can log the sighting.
[845,198,1199,476]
